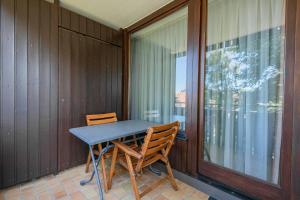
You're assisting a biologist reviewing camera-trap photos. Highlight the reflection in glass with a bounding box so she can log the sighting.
[130,7,188,131]
[204,0,285,184]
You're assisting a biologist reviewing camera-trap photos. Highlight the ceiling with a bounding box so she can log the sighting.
[59,0,174,30]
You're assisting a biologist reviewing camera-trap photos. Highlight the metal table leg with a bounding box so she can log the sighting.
[149,165,161,176]
[80,145,113,200]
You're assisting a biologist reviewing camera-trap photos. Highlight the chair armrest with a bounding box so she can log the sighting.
[113,141,142,159]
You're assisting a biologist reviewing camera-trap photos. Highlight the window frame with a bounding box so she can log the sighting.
[197,0,296,199]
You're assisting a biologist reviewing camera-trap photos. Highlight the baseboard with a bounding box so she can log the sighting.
[153,163,249,200]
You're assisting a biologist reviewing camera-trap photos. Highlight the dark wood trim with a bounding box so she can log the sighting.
[185,0,201,176]
[197,0,206,173]
[197,0,298,199]
[122,28,129,120]
[199,161,282,199]
[154,163,245,200]
[292,0,300,199]
[126,0,189,33]
[58,26,121,47]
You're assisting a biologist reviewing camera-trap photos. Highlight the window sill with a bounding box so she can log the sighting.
[176,131,187,141]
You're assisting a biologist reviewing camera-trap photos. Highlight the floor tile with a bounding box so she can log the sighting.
[1,164,208,200]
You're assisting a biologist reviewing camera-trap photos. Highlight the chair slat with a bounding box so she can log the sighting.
[150,128,176,140]
[151,121,180,133]
[145,143,167,156]
[86,112,117,120]
[148,135,172,148]
[141,154,162,168]
[87,118,117,126]
[86,112,117,126]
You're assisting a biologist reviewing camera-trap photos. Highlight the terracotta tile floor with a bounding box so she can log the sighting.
[0,162,209,200]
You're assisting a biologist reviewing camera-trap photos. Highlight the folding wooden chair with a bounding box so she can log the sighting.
[108,121,180,200]
[85,112,118,192]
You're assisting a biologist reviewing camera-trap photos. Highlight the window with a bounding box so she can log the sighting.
[129,7,188,131]
[204,0,285,184]
[175,55,187,130]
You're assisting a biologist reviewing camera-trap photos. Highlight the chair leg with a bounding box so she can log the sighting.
[98,144,108,193]
[125,154,141,200]
[165,161,178,191]
[85,145,93,173]
[108,145,119,189]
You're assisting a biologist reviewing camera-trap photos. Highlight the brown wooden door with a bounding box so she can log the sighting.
[58,28,122,171]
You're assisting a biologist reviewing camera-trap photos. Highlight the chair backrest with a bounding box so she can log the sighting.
[140,121,180,158]
[86,113,117,126]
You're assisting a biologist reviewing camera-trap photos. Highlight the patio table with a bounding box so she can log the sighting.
[69,120,157,200]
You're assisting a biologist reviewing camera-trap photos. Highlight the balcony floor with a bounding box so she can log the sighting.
[0,163,209,200]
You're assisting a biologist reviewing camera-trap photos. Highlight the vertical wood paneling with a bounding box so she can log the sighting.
[0,0,58,188]
[86,18,95,37]
[0,0,121,188]
[70,31,80,166]
[111,46,118,113]
[60,7,70,29]
[39,0,51,176]
[59,8,122,46]
[58,28,71,171]
[117,47,122,118]
[15,0,28,183]
[70,11,79,32]
[79,16,86,34]
[28,0,40,180]
[106,45,112,112]
[49,0,59,174]
[58,28,122,170]
[1,0,15,187]
[99,42,107,114]
[78,34,88,163]
[86,37,95,114]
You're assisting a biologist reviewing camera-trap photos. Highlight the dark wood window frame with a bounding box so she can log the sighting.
[122,0,199,176]
[123,0,300,199]
[197,0,299,199]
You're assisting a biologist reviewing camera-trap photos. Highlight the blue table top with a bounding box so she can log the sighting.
[69,120,157,145]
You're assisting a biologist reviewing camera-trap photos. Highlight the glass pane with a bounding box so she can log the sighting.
[130,7,188,131]
[204,0,285,184]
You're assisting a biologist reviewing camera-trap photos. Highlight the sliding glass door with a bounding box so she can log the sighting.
[199,0,290,198]
[129,7,188,132]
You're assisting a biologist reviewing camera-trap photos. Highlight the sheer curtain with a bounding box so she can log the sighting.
[204,0,285,184]
[130,8,187,128]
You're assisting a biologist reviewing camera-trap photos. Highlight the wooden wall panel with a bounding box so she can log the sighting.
[58,28,122,171]
[292,0,300,199]
[0,0,58,188]
[0,0,122,189]
[15,0,28,183]
[1,0,16,187]
[169,139,188,173]
[59,7,122,46]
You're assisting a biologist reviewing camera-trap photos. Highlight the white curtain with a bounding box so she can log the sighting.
[130,8,187,128]
[205,0,285,184]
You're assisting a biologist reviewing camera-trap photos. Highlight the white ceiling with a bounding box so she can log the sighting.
[59,0,174,30]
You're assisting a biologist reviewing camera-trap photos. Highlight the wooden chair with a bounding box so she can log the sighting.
[108,121,180,200]
[85,112,117,192]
